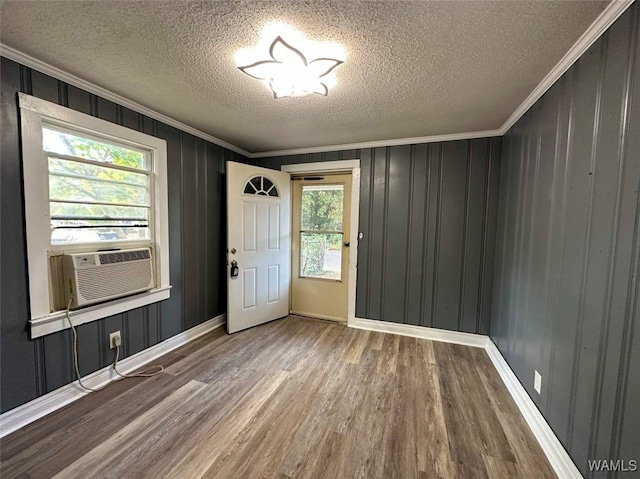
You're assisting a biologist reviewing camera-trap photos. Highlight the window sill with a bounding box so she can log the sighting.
[29,286,171,338]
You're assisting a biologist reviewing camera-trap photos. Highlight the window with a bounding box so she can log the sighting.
[243,175,279,196]
[19,93,170,338]
[299,184,344,280]
[44,125,152,246]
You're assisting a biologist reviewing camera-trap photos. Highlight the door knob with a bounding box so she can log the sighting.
[230,248,236,254]
[344,242,350,247]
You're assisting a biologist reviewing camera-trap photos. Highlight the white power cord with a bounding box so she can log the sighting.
[66,299,106,392]
[65,299,163,392]
[112,346,163,378]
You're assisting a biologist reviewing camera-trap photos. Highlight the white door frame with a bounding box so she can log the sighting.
[282,160,360,325]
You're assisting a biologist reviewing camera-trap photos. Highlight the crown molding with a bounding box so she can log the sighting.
[498,0,635,135]
[251,129,503,158]
[2,0,634,158]
[0,44,252,158]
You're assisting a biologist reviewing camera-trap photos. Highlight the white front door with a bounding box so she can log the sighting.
[226,162,291,333]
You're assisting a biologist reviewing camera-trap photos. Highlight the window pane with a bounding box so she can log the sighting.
[300,232,342,280]
[301,184,343,231]
[51,226,150,245]
[50,201,148,221]
[263,177,274,192]
[49,170,149,207]
[43,127,147,170]
[49,158,147,185]
[243,176,279,197]
[250,177,262,191]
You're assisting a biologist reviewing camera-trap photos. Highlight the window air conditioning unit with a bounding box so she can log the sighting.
[63,248,155,309]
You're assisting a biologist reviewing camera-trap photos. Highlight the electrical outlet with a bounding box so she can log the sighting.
[534,370,542,394]
[109,331,122,349]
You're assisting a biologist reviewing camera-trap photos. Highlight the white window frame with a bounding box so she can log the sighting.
[19,93,171,338]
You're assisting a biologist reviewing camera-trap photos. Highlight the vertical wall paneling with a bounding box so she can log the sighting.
[355,148,370,320]
[370,147,386,320]
[214,145,227,320]
[143,117,163,344]
[157,122,183,341]
[0,57,39,410]
[425,143,442,328]
[612,5,640,466]
[477,139,501,336]
[181,133,198,331]
[66,85,91,115]
[405,144,427,327]
[491,4,640,476]
[126,308,146,357]
[436,141,468,331]
[384,145,411,324]
[146,303,160,347]
[196,137,207,331]
[255,138,501,334]
[462,139,489,333]
[0,57,250,413]
[588,13,637,469]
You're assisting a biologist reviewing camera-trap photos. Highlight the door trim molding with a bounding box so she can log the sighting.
[348,317,583,478]
[0,314,226,438]
[282,161,360,324]
[282,160,361,174]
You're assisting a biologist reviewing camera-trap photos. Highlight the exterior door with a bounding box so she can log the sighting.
[291,174,351,322]
[227,162,291,333]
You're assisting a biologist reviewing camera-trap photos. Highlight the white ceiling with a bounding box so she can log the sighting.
[0,1,610,154]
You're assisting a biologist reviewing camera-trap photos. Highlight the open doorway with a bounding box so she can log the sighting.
[282,161,360,324]
[291,174,351,321]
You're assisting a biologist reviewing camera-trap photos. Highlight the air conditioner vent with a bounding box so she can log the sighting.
[99,249,150,264]
[78,262,152,301]
[64,248,155,309]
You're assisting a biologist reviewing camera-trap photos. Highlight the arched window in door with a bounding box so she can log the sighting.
[243,176,279,197]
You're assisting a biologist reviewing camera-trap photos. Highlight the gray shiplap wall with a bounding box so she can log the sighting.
[256,138,502,333]
[491,4,640,477]
[0,57,248,413]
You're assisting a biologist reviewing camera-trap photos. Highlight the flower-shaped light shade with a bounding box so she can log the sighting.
[238,36,343,99]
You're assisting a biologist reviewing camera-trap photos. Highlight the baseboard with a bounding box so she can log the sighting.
[291,311,347,323]
[0,314,226,438]
[349,317,489,348]
[485,339,583,478]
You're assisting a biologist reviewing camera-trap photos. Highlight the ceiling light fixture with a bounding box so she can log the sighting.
[237,28,344,99]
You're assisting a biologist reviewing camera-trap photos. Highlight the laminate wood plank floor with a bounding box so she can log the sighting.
[0,316,556,479]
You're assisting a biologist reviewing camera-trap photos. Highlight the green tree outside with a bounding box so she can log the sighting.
[300,185,343,278]
[44,128,150,243]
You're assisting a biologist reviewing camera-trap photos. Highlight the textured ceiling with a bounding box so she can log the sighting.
[1,1,609,153]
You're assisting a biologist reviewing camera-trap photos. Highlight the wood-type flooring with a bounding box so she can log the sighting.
[0,316,556,479]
